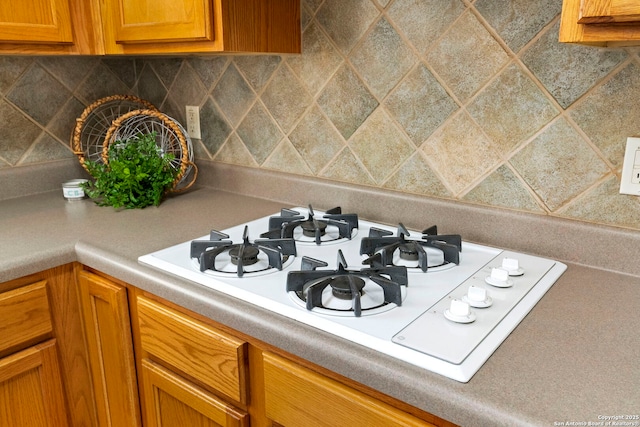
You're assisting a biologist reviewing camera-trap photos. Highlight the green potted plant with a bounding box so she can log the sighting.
[81,132,178,209]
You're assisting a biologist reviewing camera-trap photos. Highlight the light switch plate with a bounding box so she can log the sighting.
[619,137,640,195]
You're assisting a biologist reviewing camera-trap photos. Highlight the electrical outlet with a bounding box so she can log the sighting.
[185,106,201,139]
[619,137,640,195]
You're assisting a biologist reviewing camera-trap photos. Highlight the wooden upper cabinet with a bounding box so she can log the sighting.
[579,0,640,23]
[0,0,73,43]
[102,0,301,54]
[0,0,103,54]
[103,0,214,45]
[0,0,300,55]
[560,0,640,45]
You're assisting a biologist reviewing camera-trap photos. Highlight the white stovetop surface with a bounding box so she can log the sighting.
[139,207,566,382]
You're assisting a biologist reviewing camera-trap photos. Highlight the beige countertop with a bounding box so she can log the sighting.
[1,161,639,427]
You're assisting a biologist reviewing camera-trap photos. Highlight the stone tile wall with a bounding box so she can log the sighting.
[1,0,640,230]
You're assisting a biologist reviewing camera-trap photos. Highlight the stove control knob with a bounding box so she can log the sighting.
[502,257,524,276]
[463,285,493,308]
[485,267,513,288]
[444,299,476,323]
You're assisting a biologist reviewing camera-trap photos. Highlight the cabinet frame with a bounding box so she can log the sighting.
[77,270,141,427]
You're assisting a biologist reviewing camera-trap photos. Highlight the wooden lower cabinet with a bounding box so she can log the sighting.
[129,290,455,427]
[135,295,247,405]
[0,265,96,427]
[77,270,141,427]
[262,352,435,427]
[0,281,52,356]
[141,358,249,427]
[0,340,68,427]
[3,266,455,426]
[133,294,249,426]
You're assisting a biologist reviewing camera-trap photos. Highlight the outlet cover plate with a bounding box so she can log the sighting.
[619,137,640,195]
[185,105,201,139]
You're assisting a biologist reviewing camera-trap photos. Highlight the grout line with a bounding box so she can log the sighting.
[2,0,640,230]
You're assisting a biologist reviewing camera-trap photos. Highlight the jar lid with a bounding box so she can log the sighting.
[63,179,89,188]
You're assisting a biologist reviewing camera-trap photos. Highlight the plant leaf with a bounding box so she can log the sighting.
[81,131,179,209]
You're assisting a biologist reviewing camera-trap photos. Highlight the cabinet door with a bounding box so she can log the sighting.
[141,358,249,427]
[579,0,640,23]
[77,271,141,427]
[0,0,103,54]
[0,0,73,44]
[102,0,301,54]
[262,352,435,427]
[103,0,213,44]
[0,340,68,427]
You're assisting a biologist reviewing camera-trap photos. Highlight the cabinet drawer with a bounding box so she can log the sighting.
[263,352,435,427]
[136,296,247,403]
[0,281,52,355]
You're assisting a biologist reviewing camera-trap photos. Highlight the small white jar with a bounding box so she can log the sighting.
[62,179,89,201]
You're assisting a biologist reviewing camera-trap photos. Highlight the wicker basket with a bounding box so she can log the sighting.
[71,95,157,169]
[102,109,197,192]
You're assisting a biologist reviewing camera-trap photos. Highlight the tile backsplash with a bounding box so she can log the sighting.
[2,0,640,230]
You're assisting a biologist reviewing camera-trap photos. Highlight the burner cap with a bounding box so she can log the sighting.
[300,219,327,237]
[229,245,260,266]
[329,276,365,300]
[398,242,419,261]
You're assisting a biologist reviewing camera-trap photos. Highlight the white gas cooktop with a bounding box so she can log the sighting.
[138,207,566,382]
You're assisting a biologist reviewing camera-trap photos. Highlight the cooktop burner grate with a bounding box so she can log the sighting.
[287,250,407,317]
[360,223,461,271]
[260,205,358,245]
[190,226,297,277]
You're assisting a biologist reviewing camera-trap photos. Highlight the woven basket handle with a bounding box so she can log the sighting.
[70,95,157,171]
[169,161,198,193]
